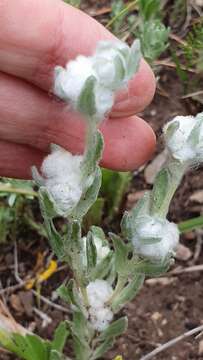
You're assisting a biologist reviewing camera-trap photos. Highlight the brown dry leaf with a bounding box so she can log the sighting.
[175,243,192,261]
[10,294,23,314]
[18,291,33,317]
[189,190,203,204]
[144,150,168,184]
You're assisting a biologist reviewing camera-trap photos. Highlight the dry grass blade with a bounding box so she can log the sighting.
[141,324,203,360]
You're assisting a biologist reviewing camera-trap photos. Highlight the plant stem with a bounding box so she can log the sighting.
[152,161,187,218]
[178,215,203,233]
[106,0,138,29]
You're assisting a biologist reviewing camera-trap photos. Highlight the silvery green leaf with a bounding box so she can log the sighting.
[39,187,58,219]
[128,39,142,78]
[120,211,132,239]
[90,226,109,247]
[50,351,63,360]
[31,166,44,187]
[150,168,170,217]
[90,251,113,281]
[86,231,97,270]
[58,280,85,313]
[42,217,64,259]
[131,191,151,218]
[77,76,97,117]
[57,284,73,304]
[73,167,102,220]
[9,333,50,360]
[91,338,114,360]
[51,322,69,354]
[187,115,203,147]
[82,130,104,180]
[121,192,150,240]
[98,317,128,342]
[110,233,128,275]
[113,54,126,84]
[133,259,171,276]
[66,220,81,252]
[90,226,106,242]
[164,120,179,143]
[73,335,91,360]
[111,274,145,312]
[72,311,93,341]
[139,20,169,63]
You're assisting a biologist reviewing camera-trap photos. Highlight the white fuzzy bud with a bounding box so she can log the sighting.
[54,40,141,121]
[132,215,179,262]
[86,280,113,331]
[163,113,203,164]
[40,146,88,215]
[86,280,113,309]
[88,307,113,332]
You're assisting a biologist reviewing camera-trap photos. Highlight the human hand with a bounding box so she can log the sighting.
[0,0,156,179]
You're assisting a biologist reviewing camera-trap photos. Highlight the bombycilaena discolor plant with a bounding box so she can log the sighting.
[1,39,203,360]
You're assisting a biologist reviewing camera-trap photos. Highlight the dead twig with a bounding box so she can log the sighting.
[181,90,203,99]
[190,230,203,264]
[169,264,203,275]
[140,324,203,360]
[0,283,26,296]
[33,307,52,328]
[13,242,70,315]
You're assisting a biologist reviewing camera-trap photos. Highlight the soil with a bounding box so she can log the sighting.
[0,2,203,360]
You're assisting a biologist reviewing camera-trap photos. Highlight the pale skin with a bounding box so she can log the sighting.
[0,0,156,179]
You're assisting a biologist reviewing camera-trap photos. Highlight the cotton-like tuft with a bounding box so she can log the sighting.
[163,113,203,164]
[89,306,113,331]
[86,280,113,309]
[86,280,114,331]
[40,146,85,215]
[132,216,179,262]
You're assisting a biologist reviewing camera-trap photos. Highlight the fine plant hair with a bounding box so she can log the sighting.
[0,39,203,360]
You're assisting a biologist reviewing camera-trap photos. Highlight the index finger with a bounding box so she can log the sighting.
[0,0,155,114]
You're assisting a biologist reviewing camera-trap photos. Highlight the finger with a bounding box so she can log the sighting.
[0,0,155,115]
[0,113,155,179]
[0,140,45,179]
[0,72,156,174]
[112,60,156,116]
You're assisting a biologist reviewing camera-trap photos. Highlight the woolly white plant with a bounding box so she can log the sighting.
[86,280,113,331]
[2,37,203,360]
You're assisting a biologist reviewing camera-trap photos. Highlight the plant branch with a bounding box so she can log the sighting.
[140,324,203,360]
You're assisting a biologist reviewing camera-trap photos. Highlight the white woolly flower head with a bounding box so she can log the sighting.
[39,145,92,215]
[86,280,113,331]
[86,280,113,309]
[54,39,141,121]
[132,215,179,262]
[163,113,203,164]
[88,306,113,332]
